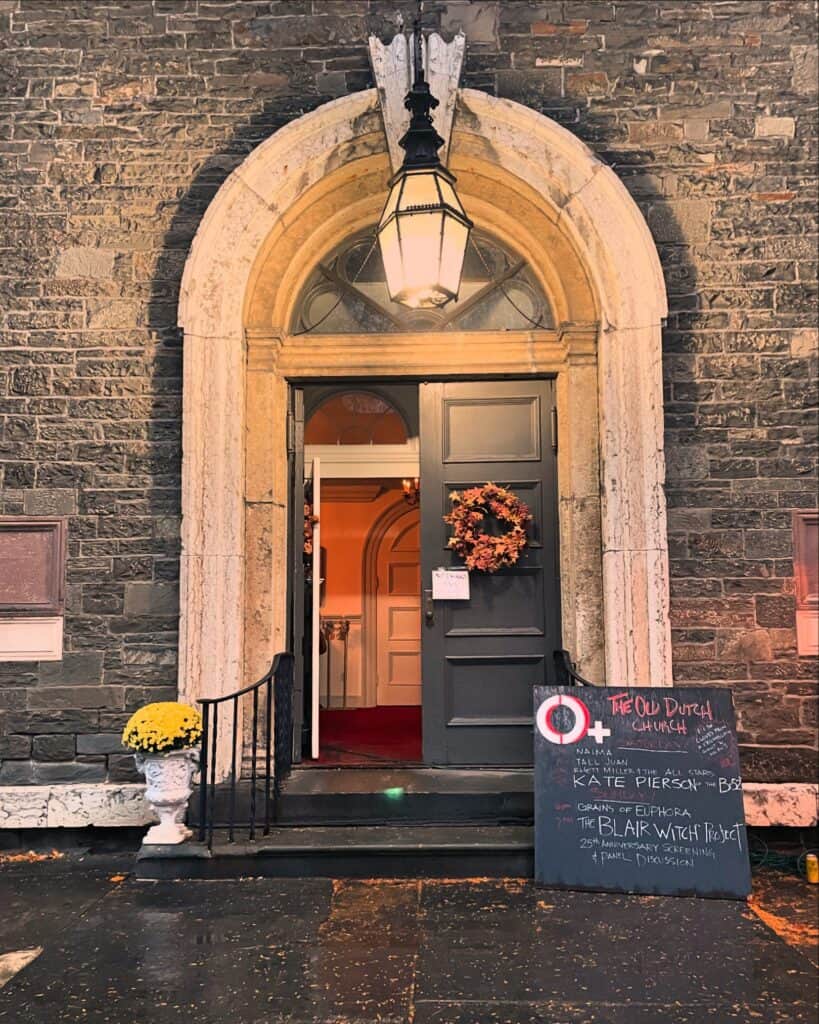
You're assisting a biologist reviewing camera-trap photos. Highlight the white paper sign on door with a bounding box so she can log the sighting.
[432,567,470,601]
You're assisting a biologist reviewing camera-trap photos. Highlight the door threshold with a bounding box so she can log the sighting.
[287,766,534,792]
[296,763,533,771]
[300,760,425,770]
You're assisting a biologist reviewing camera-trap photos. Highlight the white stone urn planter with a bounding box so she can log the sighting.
[135,748,200,845]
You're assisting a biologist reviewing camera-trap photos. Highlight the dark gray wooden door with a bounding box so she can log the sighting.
[420,380,560,766]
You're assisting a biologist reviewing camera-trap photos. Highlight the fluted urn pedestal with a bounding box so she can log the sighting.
[135,748,199,845]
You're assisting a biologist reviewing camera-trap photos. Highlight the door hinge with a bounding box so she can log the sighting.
[550,407,558,452]
[287,409,295,454]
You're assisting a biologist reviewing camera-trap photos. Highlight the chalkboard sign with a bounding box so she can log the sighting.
[534,686,751,900]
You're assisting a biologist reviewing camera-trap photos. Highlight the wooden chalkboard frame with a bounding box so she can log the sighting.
[534,685,752,901]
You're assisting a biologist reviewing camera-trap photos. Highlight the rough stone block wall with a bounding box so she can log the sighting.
[0,1,816,785]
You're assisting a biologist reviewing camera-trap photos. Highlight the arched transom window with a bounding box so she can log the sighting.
[305,391,409,445]
[292,228,554,334]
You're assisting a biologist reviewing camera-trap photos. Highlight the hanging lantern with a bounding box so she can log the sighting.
[377,25,473,309]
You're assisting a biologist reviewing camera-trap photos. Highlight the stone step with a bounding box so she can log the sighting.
[189,767,534,828]
[281,767,534,824]
[136,824,534,880]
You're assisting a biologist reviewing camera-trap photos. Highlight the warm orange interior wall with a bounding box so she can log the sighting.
[320,485,404,616]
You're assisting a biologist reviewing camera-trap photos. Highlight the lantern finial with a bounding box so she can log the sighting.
[398,22,444,169]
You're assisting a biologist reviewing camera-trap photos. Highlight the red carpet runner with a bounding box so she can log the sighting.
[311,706,422,765]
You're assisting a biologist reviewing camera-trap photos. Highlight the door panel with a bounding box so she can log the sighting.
[441,568,544,637]
[389,650,422,684]
[389,606,421,639]
[443,396,541,463]
[445,654,543,722]
[421,380,560,765]
[389,562,420,595]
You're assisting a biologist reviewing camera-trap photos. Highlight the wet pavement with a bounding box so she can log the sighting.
[0,854,816,1024]
[751,866,819,969]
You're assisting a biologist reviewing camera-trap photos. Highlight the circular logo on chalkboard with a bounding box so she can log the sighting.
[536,694,591,744]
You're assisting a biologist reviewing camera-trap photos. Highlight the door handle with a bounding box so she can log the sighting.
[424,588,434,624]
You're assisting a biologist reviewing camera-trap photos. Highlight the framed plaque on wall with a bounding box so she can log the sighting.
[0,517,67,660]
[0,517,67,615]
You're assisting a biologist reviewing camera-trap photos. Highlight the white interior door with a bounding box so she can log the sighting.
[310,457,321,759]
[376,508,422,706]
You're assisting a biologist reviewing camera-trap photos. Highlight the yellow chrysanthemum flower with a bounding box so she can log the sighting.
[122,702,203,755]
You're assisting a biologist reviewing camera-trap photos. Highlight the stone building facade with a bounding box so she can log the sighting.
[0,2,816,821]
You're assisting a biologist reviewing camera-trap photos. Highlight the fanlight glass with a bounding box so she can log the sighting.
[291,228,554,335]
[377,167,472,309]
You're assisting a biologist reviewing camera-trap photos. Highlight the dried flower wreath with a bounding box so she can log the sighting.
[444,482,532,573]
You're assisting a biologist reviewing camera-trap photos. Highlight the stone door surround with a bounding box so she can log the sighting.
[178,89,672,776]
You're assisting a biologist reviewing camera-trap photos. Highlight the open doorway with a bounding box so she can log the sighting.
[292,377,560,768]
[303,385,422,765]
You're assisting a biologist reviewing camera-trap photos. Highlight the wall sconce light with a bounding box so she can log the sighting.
[402,478,420,507]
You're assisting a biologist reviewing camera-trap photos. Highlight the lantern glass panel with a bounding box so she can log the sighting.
[439,214,469,297]
[400,169,441,210]
[380,178,402,223]
[436,174,463,213]
[378,215,403,299]
[397,209,444,304]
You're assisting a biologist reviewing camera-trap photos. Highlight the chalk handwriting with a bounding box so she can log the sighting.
[535,685,751,898]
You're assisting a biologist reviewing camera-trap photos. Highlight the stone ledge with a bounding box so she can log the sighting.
[0,782,816,829]
[0,783,153,829]
[742,783,818,827]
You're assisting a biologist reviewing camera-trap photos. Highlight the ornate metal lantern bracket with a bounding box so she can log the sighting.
[368,27,466,173]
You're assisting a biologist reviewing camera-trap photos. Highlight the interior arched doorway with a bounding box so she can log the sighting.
[178,88,671,775]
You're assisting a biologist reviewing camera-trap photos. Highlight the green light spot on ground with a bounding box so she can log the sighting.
[383,787,405,800]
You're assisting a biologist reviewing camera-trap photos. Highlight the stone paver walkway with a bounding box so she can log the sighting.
[0,854,816,1023]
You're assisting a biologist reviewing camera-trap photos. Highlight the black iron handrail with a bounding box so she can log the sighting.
[553,648,600,687]
[197,652,294,850]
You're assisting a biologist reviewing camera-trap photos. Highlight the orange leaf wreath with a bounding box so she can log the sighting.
[444,482,532,573]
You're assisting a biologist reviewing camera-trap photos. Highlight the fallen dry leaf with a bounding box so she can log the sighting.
[0,849,65,865]
[749,896,819,954]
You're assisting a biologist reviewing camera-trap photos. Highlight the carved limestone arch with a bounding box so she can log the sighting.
[178,90,672,754]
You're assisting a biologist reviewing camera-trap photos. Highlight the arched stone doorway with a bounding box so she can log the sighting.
[178,88,671,773]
